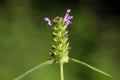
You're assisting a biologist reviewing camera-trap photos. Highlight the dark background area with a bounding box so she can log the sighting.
[0,0,120,80]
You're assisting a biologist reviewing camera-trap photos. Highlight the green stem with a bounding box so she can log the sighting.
[14,59,54,80]
[60,62,64,80]
[70,58,112,77]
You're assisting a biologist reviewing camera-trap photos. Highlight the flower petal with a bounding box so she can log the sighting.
[44,17,52,26]
[66,9,71,13]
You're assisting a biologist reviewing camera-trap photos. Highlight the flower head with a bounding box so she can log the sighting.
[44,9,73,63]
[44,17,52,26]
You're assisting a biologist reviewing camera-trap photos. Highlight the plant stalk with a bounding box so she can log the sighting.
[60,62,64,80]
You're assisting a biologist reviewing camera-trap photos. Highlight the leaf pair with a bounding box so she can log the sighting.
[14,58,112,80]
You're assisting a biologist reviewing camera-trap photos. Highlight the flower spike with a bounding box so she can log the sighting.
[44,9,73,63]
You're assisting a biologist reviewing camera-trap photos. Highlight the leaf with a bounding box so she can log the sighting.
[14,59,55,80]
[70,58,112,77]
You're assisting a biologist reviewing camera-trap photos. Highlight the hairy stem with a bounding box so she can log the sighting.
[70,58,112,77]
[60,62,64,80]
[14,59,54,80]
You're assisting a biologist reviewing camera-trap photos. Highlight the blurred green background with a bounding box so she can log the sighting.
[0,0,120,80]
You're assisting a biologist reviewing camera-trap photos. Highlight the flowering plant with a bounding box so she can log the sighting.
[14,9,112,80]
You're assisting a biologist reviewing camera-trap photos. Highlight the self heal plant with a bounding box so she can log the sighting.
[14,9,112,80]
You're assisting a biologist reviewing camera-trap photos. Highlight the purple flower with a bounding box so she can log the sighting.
[64,9,73,26]
[44,9,73,27]
[67,16,73,20]
[66,9,71,13]
[44,17,52,26]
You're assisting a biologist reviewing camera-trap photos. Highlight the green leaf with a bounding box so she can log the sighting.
[70,58,112,77]
[14,59,55,80]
